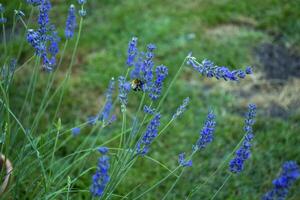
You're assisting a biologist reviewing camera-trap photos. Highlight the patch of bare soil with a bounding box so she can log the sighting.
[208,43,300,119]
[255,43,300,81]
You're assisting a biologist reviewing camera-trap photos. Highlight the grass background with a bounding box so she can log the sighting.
[1,0,300,199]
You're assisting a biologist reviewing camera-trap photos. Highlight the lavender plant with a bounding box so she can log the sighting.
[263,161,300,200]
[0,1,298,200]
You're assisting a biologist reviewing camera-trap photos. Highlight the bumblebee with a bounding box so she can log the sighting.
[131,79,144,91]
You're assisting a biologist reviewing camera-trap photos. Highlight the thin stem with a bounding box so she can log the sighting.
[53,17,83,120]
[121,184,142,200]
[210,173,232,200]
[1,13,7,55]
[30,40,69,133]
[57,39,69,68]
[0,97,48,193]
[19,56,40,118]
[162,169,184,200]
[17,8,33,61]
[15,55,35,72]
[186,133,246,198]
[50,126,61,174]
[133,166,181,200]
[157,57,188,110]
[19,16,28,29]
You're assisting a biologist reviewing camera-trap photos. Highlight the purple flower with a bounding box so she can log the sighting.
[262,161,300,200]
[118,76,131,106]
[9,59,17,72]
[26,0,42,6]
[147,44,156,51]
[245,66,252,74]
[0,4,4,13]
[229,104,256,173]
[87,115,97,125]
[90,154,110,197]
[193,110,216,151]
[143,105,155,115]
[26,0,60,71]
[172,97,190,120]
[78,0,86,4]
[130,52,144,79]
[27,29,42,55]
[38,0,51,35]
[65,4,76,39]
[1,59,17,82]
[178,153,192,167]
[0,18,7,24]
[106,115,117,126]
[136,113,161,155]
[42,27,60,71]
[126,37,138,67]
[99,78,115,122]
[71,127,81,136]
[98,147,108,154]
[187,57,252,81]
[141,44,156,91]
[149,65,168,100]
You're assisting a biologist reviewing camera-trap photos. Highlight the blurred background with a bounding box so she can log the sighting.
[2,0,300,199]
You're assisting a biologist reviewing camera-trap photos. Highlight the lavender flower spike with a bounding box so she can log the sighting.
[178,153,192,167]
[172,97,190,120]
[26,0,42,6]
[99,77,115,122]
[78,0,87,4]
[141,44,156,91]
[143,105,155,115]
[38,0,51,35]
[187,56,252,81]
[27,29,42,55]
[118,76,131,111]
[0,18,7,24]
[65,4,76,39]
[0,4,4,13]
[126,37,138,67]
[0,4,6,24]
[98,147,109,154]
[229,104,256,173]
[90,154,110,197]
[136,113,161,155]
[263,161,300,200]
[149,65,168,101]
[26,0,60,71]
[71,127,80,136]
[193,110,216,151]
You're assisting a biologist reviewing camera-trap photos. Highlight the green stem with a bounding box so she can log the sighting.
[50,126,60,174]
[0,97,48,193]
[162,169,184,200]
[19,16,28,29]
[57,39,69,68]
[15,55,35,73]
[210,173,232,200]
[133,166,181,200]
[30,40,69,133]
[17,8,33,61]
[1,13,7,56]
[19,56,39,118]
[157,57,188,110]
[186,133,246,198]
[53,17,83,120]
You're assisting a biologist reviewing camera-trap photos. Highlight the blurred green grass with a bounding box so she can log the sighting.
[3,0,300,199]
